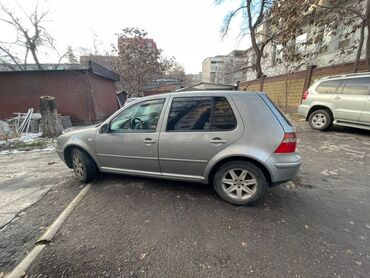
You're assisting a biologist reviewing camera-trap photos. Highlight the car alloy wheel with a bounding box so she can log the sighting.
[221,168,258,201]
[311,113,327,128]
[72,149,86,179]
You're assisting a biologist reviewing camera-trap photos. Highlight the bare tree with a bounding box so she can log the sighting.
[313,0,369,72]
[272,0,369,72]
[66,45,78,64]
[217,0,277,79]
[165,60,186,82]
[113,27,173,97]
[0,1,67,70]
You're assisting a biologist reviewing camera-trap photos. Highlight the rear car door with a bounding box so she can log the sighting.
[158,95,243,180]
[95,98,166,175]
[359,95,370,125]
[330,77,370,123]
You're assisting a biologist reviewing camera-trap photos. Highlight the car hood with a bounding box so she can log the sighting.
[57,126,97,149]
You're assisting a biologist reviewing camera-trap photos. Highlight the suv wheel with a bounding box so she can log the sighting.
[213,161,268,205]
[71,148,97,183]
[308,109,332,131]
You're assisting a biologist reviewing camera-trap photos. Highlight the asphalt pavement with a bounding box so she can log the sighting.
[1,121,370,277]
[0,152,80,274]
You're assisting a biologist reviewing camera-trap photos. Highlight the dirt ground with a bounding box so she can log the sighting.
[1,121,370,277]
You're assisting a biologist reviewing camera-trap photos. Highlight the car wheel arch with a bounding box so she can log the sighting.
[64,144,98,169]
[307,105,334,121]
[206,156,272,186]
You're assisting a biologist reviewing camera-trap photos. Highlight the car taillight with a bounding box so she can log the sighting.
[274,133,297,153]
[302,90,309,100]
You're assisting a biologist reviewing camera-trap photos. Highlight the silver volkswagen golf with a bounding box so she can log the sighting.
[56,91,301,205]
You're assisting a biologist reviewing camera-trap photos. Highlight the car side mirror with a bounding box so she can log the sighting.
[100,123,110,133]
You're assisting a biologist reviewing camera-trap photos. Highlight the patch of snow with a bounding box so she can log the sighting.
[0,146,55,155]
[0,132,42,145]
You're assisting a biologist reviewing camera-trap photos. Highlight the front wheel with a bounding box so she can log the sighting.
[71,148,97,183]
[308,109,333,131]
[213,161,268,205]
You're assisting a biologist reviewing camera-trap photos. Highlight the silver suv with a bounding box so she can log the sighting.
[56,91,301,205]
[298,73,370,131]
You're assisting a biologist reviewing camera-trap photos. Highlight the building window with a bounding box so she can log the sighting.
[338,25,352,50]
[210,72,216,83]
[296,33,307,53]
[272,43,283,65]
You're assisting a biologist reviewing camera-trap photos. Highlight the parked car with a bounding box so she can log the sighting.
[56,91,301,205]
[124,97,141,106]
[298,73,370,131]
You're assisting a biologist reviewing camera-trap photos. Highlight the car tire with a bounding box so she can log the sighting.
[308,109,333,131]
[71,148,97,183]
[213,161,268,206]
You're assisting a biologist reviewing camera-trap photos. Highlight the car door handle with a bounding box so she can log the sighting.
[333,96,342,100]
[142,138,156,144]
[210,137,227,144]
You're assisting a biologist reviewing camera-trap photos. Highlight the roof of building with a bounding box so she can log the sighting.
[0,61,120,81]
[144,78,182,90]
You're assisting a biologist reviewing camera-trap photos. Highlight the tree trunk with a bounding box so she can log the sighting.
[40,96,62,137]
[365,0,370,70]
[354,20,365,73]
[255,52,264,79]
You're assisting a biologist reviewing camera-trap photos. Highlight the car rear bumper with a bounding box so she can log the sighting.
[298,104,310,118]
[265,153,301,185]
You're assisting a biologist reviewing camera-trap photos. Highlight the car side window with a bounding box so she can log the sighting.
[110,99,165,133]
[167,97,212,131]
[316,80,343,94]
[166,96,236,132]
[211,97,237,130]
[341,78,370,95]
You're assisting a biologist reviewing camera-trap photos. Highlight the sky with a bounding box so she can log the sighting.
[0,0,250,74]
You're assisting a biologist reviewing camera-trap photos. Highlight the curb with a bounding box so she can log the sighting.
[37,183,92,243]
[6,183,92,278]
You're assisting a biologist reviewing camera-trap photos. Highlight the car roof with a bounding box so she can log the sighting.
[138,90,263,101]
[318,72,370,82]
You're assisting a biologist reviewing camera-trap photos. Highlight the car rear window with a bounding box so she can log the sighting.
[316,80,342,94]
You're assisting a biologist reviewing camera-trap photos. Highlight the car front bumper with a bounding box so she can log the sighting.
[55,148,64,162]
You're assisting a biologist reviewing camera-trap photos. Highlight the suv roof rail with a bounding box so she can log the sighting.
[320,72,370,80]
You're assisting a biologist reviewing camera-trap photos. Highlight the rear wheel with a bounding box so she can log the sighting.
[213,161,268,205]
[308,109,333,131]
[71,148,97,183]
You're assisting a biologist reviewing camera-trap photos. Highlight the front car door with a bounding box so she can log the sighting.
[95,98,167,176]
[330,77,369,123]
[158,95,243,181]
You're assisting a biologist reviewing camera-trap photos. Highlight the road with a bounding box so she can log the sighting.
[0,151,80,273]
[1,121,370,277]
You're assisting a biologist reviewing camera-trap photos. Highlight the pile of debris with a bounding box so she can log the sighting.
[0,108,72,153]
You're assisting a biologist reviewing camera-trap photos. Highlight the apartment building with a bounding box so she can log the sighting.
[202,50,249,84]
[203,0,367,83]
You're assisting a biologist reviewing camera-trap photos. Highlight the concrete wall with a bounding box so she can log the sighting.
[238,61,369,112]
[0,71,118,124]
